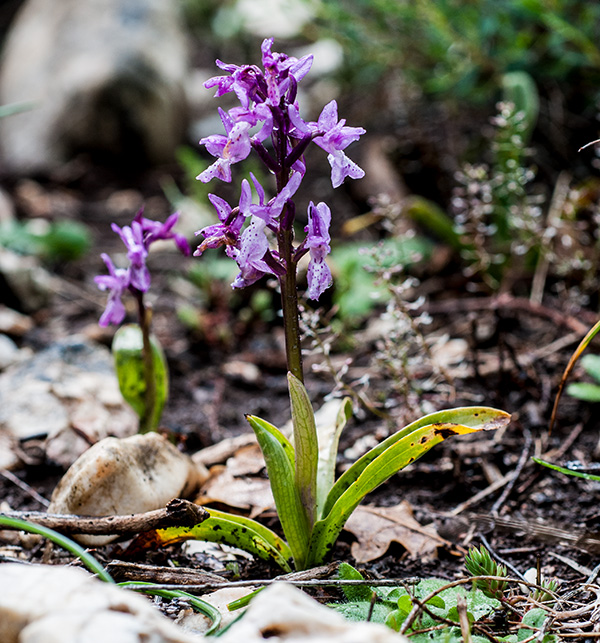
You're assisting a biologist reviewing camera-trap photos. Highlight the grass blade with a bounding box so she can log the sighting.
[0,514,114,583]
[549,318,600,433]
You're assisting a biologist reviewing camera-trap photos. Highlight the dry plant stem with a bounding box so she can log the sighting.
[0,469,49,507]
[490,427,532,515]
[457,596,473,643]
[422,294,593,335]
[530,171,571,305]
[0,498,207,536]
[108,561,228,586]
[137,294,157,433]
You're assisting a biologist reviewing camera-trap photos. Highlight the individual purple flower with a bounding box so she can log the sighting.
[135,210,191,256]
[230,216,274,288]
[194,182,251,256]
[305,201,332,300]
[260,38,313,107]
[94,253,131,327]
[204,60,260,109]
[197,108,252,183]
[111,219,150,292]
[290,99,365,188]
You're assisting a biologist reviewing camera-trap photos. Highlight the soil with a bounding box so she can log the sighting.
[3,141,600,638]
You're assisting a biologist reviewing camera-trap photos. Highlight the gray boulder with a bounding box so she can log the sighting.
[0,0,189,173]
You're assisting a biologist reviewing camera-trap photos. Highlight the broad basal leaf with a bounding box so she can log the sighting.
[287,373,318,528]
[307,407,510,567]
[322,407,509,518]
[246,414,310,569]
[151,507,293,572]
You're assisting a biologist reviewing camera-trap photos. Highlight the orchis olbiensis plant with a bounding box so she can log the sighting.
[95,209,190,432]
[129,40,510,572]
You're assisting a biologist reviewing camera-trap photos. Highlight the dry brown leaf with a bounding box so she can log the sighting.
[343,501,448,563]
[196,444,274,518]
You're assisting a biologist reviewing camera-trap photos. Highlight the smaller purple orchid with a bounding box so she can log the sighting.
[96,211,190,327]
[94,253,130,327]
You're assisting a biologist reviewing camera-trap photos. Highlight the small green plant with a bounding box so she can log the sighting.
[153,390,509,571]
[0,219,92,263]
[331,562,501,641]
[464,545,509,601]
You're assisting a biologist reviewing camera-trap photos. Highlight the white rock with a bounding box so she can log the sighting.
[49,432,202,545]
[0,564,199,643]
[219,582,408,643]
[0,0,189,173]
[0,337,138,469]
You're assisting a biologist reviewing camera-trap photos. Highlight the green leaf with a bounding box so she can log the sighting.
[323,407,510,518]
[155,507,293,572]
[337,562,373,602]
[112,324,168,431]
[581,354,600,383]
[288,373,318,529]
[518,608,554,642]
[246,414,310,569]
[567,381,600,402]
[532,456,600,482]
[501,71,539,141]
[308,407,510,567]
[316,397,353,518]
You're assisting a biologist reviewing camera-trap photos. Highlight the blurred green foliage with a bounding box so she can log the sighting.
[0,219,92,263]
[315,0,600,104]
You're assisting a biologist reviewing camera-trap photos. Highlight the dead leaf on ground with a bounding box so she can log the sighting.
[195,443,274,518]
[344,501,449,563]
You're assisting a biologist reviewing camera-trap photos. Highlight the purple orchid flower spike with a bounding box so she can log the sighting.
[305,202,333,300]
[94,253,131,327]
[96,210,190,327]
[195,38,365,380]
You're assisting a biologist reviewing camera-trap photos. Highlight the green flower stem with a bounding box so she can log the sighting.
[0,515,114,583]
[136,294,157,433]
[278,245,303,383]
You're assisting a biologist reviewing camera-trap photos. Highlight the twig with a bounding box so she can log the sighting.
[490,427,532,515]
[0,498,208,536]
[0,469,50,508]
[421,294,593,334]
[478,532,526,581]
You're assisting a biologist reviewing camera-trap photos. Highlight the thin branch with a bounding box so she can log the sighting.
[0,498,208,536]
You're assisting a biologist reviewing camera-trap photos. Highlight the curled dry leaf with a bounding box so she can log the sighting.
[344,501,449,563]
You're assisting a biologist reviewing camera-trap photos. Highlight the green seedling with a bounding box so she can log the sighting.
[464,545,509,601]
